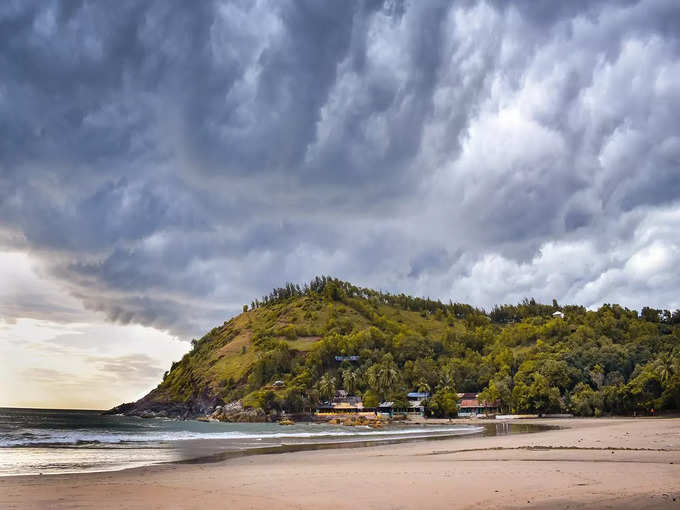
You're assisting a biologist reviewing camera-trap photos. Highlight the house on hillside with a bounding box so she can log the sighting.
[334,355,360,362]
[552,311,565,319]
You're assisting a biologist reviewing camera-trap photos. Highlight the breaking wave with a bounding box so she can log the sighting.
[1,425,484,448]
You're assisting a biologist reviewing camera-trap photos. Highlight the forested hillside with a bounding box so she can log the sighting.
[119,277,680,418]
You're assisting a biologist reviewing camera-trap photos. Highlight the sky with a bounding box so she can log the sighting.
[1,0,679,409]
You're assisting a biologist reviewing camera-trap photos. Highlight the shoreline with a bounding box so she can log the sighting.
[1,417,679,509]
[0,421,545,478]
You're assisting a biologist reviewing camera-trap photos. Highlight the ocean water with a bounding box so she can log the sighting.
[0,408,529,476]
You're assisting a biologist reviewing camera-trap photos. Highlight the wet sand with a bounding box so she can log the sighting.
[1,417,679,509]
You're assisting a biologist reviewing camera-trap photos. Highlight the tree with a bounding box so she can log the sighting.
[367,354,401,400]
[657,354,674,384]
[527,374,561,414]
[362,389,380,408]
[318,374,336,403]
[425,389,458,418]
[243,304,248,313]
[589,364,605,390]
[342,369,359,395]
[484,376,513,413]
[416,380,431,394]
[641,307,661,323]
[283,386,305,412]
[438,364,456,391]
[478,381,501,410]
[570,382,603,416]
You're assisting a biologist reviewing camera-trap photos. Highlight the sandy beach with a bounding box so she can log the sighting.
[1,417,679,509]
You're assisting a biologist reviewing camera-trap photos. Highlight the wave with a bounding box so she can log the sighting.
[0,426,483,448]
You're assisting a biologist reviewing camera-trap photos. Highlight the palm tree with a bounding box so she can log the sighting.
[366,356,401,401]
[416,380,431,394]
[657,354,674,384]
[318,374,336,403]
[438,365,455,391]
[376,355,400,400]
[342,369,358,396]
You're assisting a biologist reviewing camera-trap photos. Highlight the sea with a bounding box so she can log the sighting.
[0,408,538,476]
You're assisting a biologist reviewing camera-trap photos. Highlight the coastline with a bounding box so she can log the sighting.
[1,417,679,509]
[0,421,540,477]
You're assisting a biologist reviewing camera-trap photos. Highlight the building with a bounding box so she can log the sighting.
[316,402,366,415]
[334,355,360,362]
[377,401,394,417]
[315,390,369,415]
[407,392,430,415]
[457,392,499,417]
[552,311,565,319]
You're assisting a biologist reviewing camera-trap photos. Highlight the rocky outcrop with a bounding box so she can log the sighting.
[207,401,270,422]
[104,386,221,419]
[102,402,136,415]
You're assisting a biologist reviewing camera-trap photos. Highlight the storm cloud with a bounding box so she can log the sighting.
[1,0,679,339]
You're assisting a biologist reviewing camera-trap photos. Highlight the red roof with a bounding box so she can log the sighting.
[459,397,499,408]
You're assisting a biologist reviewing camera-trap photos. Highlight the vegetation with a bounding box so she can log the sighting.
[143,277,680,417]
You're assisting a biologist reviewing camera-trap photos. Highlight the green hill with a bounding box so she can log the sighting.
[113,277,680,419]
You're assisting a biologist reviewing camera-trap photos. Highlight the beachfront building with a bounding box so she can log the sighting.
[457,393,499,417]
[316,402,366,415]
[407,392,430,416]
[377,401,394,418]
[315,390,370,415]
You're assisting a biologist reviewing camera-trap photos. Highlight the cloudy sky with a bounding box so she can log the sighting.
[2,0,679,409]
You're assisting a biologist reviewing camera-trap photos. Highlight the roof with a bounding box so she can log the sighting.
[407,392,430,399]
[459,398,499,408]
[334,355,360,361]
[378,401,394,408]
[552,311,564,316]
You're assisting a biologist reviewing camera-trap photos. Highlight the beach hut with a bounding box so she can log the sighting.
[377,402,394,418]
[457,393,499,417]
[407,392,430,416]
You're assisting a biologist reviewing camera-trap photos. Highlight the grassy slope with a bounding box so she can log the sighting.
[143,293,450,407]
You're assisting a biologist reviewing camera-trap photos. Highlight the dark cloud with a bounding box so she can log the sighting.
[1,0,679,338]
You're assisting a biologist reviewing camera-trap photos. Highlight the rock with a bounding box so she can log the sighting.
[102,402,136,415]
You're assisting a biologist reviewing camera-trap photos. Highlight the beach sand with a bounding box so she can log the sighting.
[1,417,679,509]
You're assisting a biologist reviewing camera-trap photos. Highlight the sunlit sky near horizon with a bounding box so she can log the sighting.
[2,0,680,408]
